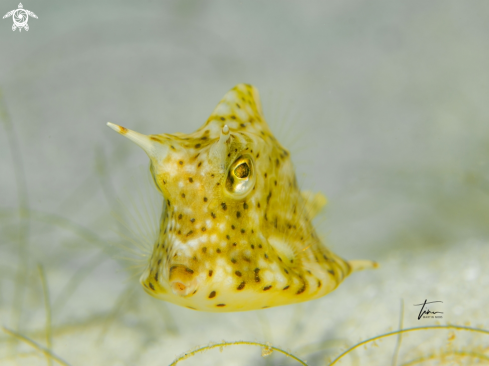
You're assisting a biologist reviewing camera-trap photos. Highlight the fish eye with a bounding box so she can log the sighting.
[225,155,255,198]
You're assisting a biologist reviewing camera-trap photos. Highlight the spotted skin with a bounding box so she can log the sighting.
[107,84,376,312]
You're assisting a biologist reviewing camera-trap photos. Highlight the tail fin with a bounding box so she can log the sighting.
[348,259,379,273]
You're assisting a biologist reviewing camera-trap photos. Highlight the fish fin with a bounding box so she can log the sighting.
[301,191,327,219]
[348,259,379,273]
[110,165,162,276]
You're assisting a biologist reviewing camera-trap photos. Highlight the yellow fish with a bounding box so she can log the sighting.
[107,84,376,312]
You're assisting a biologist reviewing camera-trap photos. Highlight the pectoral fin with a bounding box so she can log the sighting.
[301,191,327,219]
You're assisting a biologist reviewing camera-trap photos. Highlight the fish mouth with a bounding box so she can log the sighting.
[168,264,198,297]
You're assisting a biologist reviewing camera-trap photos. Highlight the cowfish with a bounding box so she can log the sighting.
[107,84,376,312]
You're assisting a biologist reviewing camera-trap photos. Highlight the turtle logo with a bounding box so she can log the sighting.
[3,3,38,32]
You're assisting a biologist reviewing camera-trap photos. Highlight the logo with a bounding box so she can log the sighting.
[414,299,444,320]
[3,3,37,32]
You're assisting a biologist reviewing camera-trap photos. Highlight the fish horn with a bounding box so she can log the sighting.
[219,124,230,145]
[209,124,230,169]
[107,122,169,161]
[348,259,379,272]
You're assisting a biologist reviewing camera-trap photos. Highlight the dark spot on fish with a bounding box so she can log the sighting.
[216,304,226,307]
[237,282,245,290]
[263,285,272,291]
[208,291,216,298]
[209,270,213,277]
[221,202,227,210]
[283,285,290,290]
[235,270,242,276]
[149,283,155,291]
[296,284,306,295]
[185,267,194,274]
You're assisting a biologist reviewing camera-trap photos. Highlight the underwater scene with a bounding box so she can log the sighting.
[1,1,488,365]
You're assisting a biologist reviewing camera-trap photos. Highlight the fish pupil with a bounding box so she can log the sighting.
[234,162,250,178]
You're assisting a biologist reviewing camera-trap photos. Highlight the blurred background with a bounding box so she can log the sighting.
[1,1,489,365]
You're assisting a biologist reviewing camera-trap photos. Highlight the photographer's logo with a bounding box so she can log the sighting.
[414,299,444,320]
[3,3,38,32]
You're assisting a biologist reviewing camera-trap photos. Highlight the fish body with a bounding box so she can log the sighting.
[108,84,376,312]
